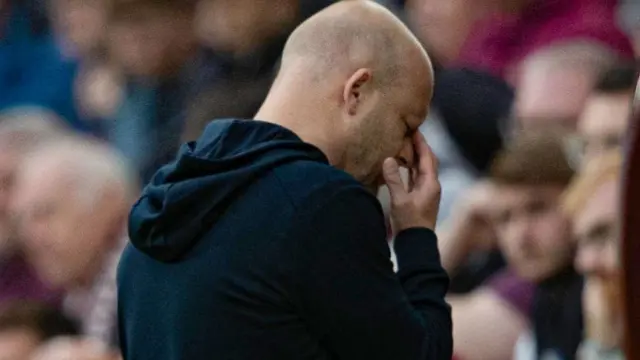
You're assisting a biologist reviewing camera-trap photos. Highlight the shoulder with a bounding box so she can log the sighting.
[274,160,375,207]
[272,161,384,229]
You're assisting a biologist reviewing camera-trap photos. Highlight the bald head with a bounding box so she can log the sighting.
[280,0,430,87]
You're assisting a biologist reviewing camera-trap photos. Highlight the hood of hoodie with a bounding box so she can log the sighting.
[128,119,328,262]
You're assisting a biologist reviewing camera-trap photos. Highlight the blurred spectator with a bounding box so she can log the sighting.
[47,0,117,135]
[0,301,78,360]
[74,62,123,130]
[30,337,121,360]
[408,69,513,294]
[514,42,621,129]
[0,0,87,130]
[11,136,138,348]
[563,151,625,359]
[194,0,298,57]
[181,75,276,142]
[47,0,107,59]
[0,108,65,305]
[444,130,582,360]
[456,0,632,80]
[182,0,337,142]
[104,0,202,181]
[570,63,637,167]
[405,0,498,67]
[426,68,512,224]
[490,131,582,360]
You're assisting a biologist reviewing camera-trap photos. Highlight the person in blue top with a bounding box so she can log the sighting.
[0,0,87,132]
[117,1,452,359]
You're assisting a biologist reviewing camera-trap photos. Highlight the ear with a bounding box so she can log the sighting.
[343,68,373,116]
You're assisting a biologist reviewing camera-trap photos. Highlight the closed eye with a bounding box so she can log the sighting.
[402,117,413,137]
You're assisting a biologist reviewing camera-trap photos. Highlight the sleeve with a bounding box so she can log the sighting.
[291,185,452,360]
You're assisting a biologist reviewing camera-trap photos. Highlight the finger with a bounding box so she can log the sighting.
[413,132,439,182]
[382,157,408,201]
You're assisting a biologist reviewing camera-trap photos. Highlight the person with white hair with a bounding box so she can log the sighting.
[10,135,139,349]
[0,107,67,305]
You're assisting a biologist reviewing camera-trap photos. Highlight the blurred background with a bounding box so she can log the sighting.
[0,0,638,359]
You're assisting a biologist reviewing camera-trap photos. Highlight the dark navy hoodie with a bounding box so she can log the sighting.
[117,119,452,360]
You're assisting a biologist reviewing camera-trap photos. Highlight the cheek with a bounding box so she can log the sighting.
[535,214,572,254]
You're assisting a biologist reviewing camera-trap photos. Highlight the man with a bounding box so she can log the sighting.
[573,63,637,166]
[11,136,138,348]
[491,131,583,360]
[118,1,451,359]
[182,0,334,142]
[0,108,65,305]
[442,130,582,360]
[104,0,205,181]
[563,151,625,359]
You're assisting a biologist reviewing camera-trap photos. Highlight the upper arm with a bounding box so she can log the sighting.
[449,290,529,360]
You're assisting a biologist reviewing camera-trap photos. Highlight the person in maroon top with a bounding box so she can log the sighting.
[456,0,633,80]
[406,0,633,128]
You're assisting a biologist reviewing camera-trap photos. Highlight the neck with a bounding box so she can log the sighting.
[255,86,346,167]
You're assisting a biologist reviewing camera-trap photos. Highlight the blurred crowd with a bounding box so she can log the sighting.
[0,0,638,359]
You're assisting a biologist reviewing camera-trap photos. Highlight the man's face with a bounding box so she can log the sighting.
[342,73,430,189]
[493,185,573,282]
[107,7,193,77]
[573,180,620,279]
[50,0,106,56]
[405,0,474,65]
[0,329,40,360]
[195,0,297,55]
[11,163,108,289]
[577,92,631,165]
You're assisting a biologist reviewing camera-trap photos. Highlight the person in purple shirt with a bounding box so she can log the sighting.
[443,130,582,360]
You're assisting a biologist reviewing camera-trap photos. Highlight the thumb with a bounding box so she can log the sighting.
[383,158,407,200]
